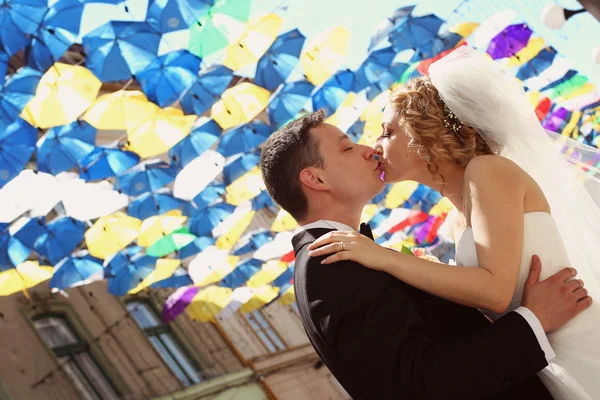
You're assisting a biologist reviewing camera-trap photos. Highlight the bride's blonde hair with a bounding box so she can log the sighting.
[388,76,495,181]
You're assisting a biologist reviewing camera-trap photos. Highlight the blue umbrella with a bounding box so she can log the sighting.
[368,5,415,52]
[222,151,260,185]
[83,21,161,82]
[115,159,179,197]
[365,62,409,101]
[354,46,397,92]
[34,217,86,265]
[217,120,272,157]
[0,226,30,271]
[26,0,84,71]
[104,246,157,295]
[188,202,234,237]
[127,188,185,219]
[267,80,313,128]
[347,119,365,142]
[147,0,213,33]
[169,118,221,167]
[78,146,140,181]
[182,182,225,216]
[220,258,261,288]
[177,235,215,259]
[517,47,557,81]
[539,69,578,93]
[137,49,202,107]
[12,216,47,250]
[271,264,293,292]
[232,229,273,256]
[312,69,354,116]
[251,190,275,211]
[0,118,37,188]
[180,64,233,115]
[37,120,97,175]
[0,67,42,127]
[0,51,8,86]
[255,29,305,91]
[0,0,47,56]
[389,14,444,52]
[50,251,103,290]
[412,32,462,60]
[150,267,193,289]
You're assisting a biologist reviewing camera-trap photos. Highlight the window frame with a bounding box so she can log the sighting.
[240,309,288,354]
[125,298,205,387]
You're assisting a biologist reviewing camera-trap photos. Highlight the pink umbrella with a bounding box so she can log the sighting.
[161,285,199,323]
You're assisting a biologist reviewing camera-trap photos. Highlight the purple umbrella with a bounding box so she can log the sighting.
[486,24,532,60]
[161,285,199,322]
[543,107,569,132]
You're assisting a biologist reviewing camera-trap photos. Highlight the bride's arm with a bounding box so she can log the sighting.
[309,156,526,314]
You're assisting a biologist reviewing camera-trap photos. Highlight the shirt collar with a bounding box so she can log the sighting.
[294,219,354,235]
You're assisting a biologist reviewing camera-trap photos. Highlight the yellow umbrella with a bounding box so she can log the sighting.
[21,63,102,129]
[278,286,295,306]
[271,209,298,232]
[211,82,270,130]
[85,212,141,259]
[385,181,420,209]
[223,13,283,71]
[0,261,54,296]
[506,38,545,68]
[360,204,379,226]
[126,106,196,158]
[82,90,155,130]
[300,25,350,86]
[187,285,232,322]
[239,285,279,313]
[215,209,256,251]
[224,167,265,206]
[325,92,367,131]
[246,260,288,288]
[449,22,479,38]
[138,210,187,247]
[128,259,181,294]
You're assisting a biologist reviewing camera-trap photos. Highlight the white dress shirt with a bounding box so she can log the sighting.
[296,219,556,362]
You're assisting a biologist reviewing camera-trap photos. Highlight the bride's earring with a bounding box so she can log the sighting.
[417,146,431,162]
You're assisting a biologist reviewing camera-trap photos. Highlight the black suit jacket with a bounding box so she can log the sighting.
[293,227,553,400]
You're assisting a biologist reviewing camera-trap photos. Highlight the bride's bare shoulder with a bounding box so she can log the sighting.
[464,155,526,185]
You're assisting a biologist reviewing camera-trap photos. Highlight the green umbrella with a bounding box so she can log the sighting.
[188,0,252,58]
[146,227,197,257]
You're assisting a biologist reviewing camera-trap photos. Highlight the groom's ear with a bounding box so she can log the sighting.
[299,167,327,191]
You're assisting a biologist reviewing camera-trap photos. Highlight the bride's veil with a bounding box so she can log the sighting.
[429,46,600,300]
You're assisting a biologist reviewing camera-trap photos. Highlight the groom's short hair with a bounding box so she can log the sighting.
[260,109,326,221]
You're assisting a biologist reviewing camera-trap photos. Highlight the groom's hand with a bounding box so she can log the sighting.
[522,255,592,333]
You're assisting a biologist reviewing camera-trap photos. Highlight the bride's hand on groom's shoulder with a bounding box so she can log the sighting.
[307,230,392,271]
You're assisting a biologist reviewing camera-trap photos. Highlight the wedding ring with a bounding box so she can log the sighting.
[339,241,346,251]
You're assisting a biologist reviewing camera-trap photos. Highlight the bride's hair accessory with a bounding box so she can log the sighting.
[438,94,462,134]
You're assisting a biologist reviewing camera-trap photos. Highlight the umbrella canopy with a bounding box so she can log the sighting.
[186,285,232,322]
[137,49,202,107]
[173,149,225,200]
[216,120,271,157]
[389,13,444,52]
[20,63,102,129]
[85,212,141,259]
[368,5,415,52]
[0,67,43,126]
[150,267,193,289]
[162,285,199,322]
[188,202,234,237]
[222,151,259,185]
[0,118,37,188]
[34,217,86,265]
[26,0,85,71]
[223,13,283,71]
[312,69,354,116]
[354,46,397,92]
[169,118,222,167]
[104,246,157,295]
[78,146,140,181]
[188,0,252,58]
[300,25,350,86]
[128,258,181,294]
[138,210,187,247]
[219,257,261,288]
[147,0,213,33]
[267,80,313,128]
[127,188,185,219]
[0,0,47,56]
[486,23,533,60]
[0,227,30,270]
[0,261,54,296]
[517,47,557,81]
[83,21,161,82]
[50,251,104,290]
[255,28,305,91]
[182,182,225,216]
[115,159,179,197]
[36,120,97,175]
[146,227,197,257]
[82,90,155,131]
[180,64,233,115]
[211,82,270,130]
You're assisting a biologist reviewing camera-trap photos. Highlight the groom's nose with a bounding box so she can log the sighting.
[359,145,377,161]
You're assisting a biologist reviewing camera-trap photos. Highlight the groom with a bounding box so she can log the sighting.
[260,110,591,399]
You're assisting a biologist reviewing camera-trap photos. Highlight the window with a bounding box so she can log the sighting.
[242,310,287,353]
[33,315,120,400]
[126,301,204,387]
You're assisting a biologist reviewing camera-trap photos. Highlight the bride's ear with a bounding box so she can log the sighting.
[299,168,327,191]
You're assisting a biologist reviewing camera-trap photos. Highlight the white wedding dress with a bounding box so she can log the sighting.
[455,212,600,400]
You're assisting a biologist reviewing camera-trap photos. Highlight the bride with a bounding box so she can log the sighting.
[307,46,600,399]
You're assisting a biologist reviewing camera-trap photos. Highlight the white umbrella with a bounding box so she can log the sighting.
[173,150,225,201]
[60,177,129,221]
[253,231,294,261]
[216,286,254,320]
